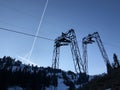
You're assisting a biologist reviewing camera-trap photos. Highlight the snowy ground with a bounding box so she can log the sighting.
[8,78,69,90]
[105,88,111,90]
[57,78,69,90]
[46,78,69,90]
[8,86,23,90]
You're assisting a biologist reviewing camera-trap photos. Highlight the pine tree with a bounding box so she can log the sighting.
[113,53,120,68]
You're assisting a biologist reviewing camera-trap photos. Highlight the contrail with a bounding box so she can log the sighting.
[18,0,49,64]
[27,0,49,60]
[18,56,38,66]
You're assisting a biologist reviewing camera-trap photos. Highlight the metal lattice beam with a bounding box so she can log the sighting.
[52,29,86,74]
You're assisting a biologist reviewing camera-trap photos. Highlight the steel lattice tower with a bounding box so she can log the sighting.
[52,29,86,74]
[82,32,112,74]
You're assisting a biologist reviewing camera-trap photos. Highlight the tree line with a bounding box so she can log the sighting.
[0,56,59,90]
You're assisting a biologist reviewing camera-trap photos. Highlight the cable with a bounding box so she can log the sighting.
[0,27,54,41]
[0,0,51,66]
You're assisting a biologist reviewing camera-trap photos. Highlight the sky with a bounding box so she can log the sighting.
[0,0,120,75]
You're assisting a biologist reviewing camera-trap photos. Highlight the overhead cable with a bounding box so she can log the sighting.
[0,27,54,41]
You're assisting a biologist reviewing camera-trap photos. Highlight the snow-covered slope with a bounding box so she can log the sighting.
[0,56,90,90]
[8,86,23,90]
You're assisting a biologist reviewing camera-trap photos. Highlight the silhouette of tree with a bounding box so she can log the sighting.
[113,53,120,69]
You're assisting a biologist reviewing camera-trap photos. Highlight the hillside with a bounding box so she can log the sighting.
[78,54,120,90]
[78,68,120,90]
[0,55,120,90]
[0,56,82,90]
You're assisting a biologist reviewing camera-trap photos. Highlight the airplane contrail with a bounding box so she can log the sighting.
[28,0,49,60]
[18,56,38,66]
[18,0,49,65]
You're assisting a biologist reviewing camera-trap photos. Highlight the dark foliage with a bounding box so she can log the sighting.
[0,56,58,90]
[62,71,75,90]
[78,53,120,90]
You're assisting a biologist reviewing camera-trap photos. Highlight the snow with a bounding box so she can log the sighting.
[57,78,69,90]
[12,66,18,72]
[75,85,80,89]
[89,75,95,81]
[105,88,111,90]
[46,72,51,76]
[20,64,25,71]
[57,72,63,78]
[8,86,23,90]
[46,78,69,90]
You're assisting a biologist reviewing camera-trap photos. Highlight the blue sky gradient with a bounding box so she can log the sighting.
[0,0,120,75]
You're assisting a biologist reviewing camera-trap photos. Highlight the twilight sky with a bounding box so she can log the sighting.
[0,0,120,75]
